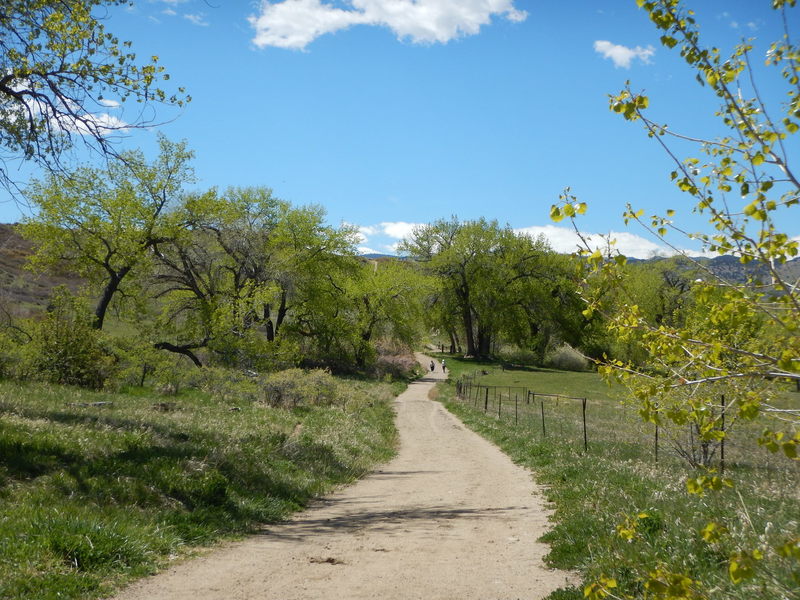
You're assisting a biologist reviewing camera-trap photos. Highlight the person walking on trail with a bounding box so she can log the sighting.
[430,360,435,372]
[441,359,446,373]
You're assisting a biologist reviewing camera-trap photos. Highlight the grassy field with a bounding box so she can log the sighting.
[435,354,800,600]
[0,377,401,600]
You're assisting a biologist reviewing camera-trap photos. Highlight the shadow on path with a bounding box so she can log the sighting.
[259,504,526,541]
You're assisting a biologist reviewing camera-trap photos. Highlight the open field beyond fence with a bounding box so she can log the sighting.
[435,355,800,600]
[454,370,800,482]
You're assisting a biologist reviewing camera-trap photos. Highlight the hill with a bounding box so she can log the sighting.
[631,253,800,286]
[0,223,83,317]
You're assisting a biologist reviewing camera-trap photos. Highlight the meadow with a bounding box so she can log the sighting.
[0,377,401,600]
[436,354,800,600]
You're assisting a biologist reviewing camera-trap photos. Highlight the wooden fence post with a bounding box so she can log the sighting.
[582,398,588,453]
[515,393,518,426]
[654,424,659,463]
[540,399,546,438]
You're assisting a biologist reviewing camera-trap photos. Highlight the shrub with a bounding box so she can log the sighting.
[26,288,113,388]
[261,368,341,407]
[196,367,261,403]
[374,352,419,380]
[496,346,540,366]
[544,344,589,372]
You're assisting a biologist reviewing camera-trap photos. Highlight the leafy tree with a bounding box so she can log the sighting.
[552,0,799,596]
[150,187,359,368]
[21,135,194,329]
[0,0,187,192]
[400,217,577,359]
[346,259,430,367]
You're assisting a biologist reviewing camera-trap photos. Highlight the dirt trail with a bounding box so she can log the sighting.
[111,354,573,600]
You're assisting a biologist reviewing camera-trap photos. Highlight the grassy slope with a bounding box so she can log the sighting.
[0,378,401,600]
[435,354,800,600]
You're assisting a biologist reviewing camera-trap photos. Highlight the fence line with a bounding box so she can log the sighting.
[453,373,799,479]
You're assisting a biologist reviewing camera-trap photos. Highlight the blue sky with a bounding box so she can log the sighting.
[2,0,797,257]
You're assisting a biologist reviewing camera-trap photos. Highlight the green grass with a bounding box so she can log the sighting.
[435,354,800,600]
[0,377,401,599]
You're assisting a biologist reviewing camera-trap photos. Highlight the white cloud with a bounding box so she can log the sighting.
[380,221,422,239]
[67,112,130,135]
[515,224,676,259]
[4,79,130,137]
[248,0,527,50]
[353,221,422,253]
[593,40,655,69]
[359,225,380,237]
[183,13,209,26]
[97,98,121,108]
[162,8,177,16]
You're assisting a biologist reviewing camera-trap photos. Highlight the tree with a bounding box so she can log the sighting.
[552,0,799,596]
[150,187,360,369]
[400,217,575,359]
[346,259,430,367]
[0,0,188,192]
[21,135,194,330]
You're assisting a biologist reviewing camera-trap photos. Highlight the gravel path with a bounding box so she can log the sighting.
[111,354,573,600]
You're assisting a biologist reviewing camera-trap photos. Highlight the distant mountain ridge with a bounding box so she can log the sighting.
[360,249,800,284]
[628,253,800,286]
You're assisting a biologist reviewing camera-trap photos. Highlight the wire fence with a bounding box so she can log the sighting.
[454,372,800,482]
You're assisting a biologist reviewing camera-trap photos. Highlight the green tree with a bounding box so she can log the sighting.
[21,135,194,330]
[552,0,799,596]
[400,217,574,359]
[346,259,430,367]
[150,187,360,368]
[0,0,187,192]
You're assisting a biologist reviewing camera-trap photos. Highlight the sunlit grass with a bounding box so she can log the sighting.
[0,377,399,599]
[436,354,800,600]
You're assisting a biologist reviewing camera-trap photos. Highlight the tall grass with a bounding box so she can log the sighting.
[436,355,800,600]
[0,377,400,599]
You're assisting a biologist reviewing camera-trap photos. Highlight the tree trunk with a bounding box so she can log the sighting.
[477,326,492,358]
[275,291,288,337]
[461,303,476,356]
[264,303,275,342]
[94,266,131,329]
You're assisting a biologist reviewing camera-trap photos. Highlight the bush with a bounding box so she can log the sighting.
[261,368,341,407]
[544,344,589,372]
[196,367,261,403]
[26,288,113,388]
[374,353,419,380]
[496,346,540,366]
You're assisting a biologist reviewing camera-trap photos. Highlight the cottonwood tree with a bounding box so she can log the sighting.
[400,217,577,359]
[550,1,799,597]
[346,259,431,367]
[0,0,187,193]
[21,135,194,329]
[150,187,360,368]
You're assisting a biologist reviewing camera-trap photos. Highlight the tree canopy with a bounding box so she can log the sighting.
[0,0,187,192]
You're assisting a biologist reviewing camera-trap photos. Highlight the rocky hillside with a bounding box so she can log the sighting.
[0,224,83,317]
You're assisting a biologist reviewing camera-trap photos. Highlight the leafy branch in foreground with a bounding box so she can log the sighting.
[0,0,189,193]
[552,0,799,597]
